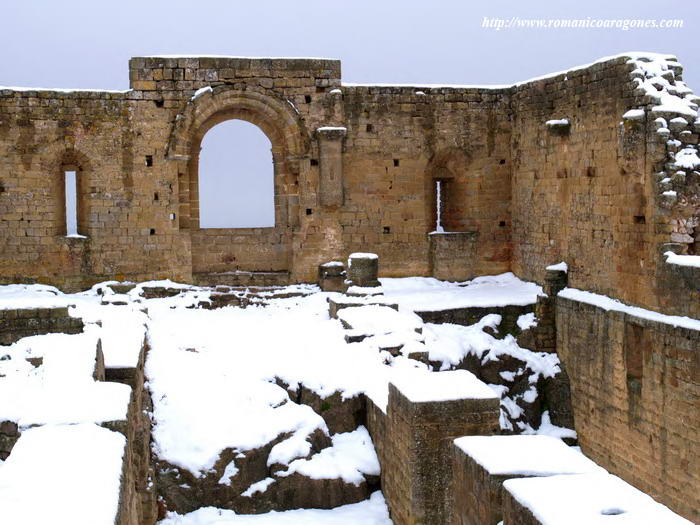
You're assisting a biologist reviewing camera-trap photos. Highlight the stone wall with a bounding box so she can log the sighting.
[0,306,84,345]
[510,55,700,318]
[556,295,699,523]
[0,56,513,288]
[3,53,697,301]
[378,379,500,525]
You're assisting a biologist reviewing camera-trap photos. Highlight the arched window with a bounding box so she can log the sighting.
[198,119,274,229]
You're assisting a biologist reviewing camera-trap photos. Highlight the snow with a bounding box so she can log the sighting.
[545,118,569,127]
[628,55,698,119]
[317,126,347,132]
[343,82,511,90]
[517,313,537,331]
[0,423,126,525]
[673,146,700,169]
[437,324,556,384]
[391,369,497,403]
[73,303,147,368]
[346,285,383,295]
[241,478,275,498]
[159,491,393,525]
[622,109,645,120]
[503,473,692,525]
[0,85,129,94]
[435,179,444,232]
[665,251,700,268]
[454,434,603,476]
[545,261,568,273]
[218,461,240,486]
[66,233,88,239]
[337,305,423,336]
[0,329,132,427]
[518,410,578,439]
[279,426,380,486]
[559,287,700,332]
[380,273,542,312]
[192,86,212,100]
[349,252,378,260]
[0,283,74,310]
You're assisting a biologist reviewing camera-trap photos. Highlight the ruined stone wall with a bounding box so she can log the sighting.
[0,56,513,288]
[0,88,191,291]
[339,84,512,279]
[510,55,700,318]
[510,57,657,307]
[556,296,699,523]
[0,306,83,345]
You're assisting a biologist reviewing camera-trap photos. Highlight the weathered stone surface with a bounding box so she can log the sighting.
[416,304,533,337]
[556,296,700,523]
[0,307,84,346]
[380,378,500,525]
[347,254,380,288]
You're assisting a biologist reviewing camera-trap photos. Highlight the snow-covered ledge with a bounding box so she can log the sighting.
[664,250,700,268]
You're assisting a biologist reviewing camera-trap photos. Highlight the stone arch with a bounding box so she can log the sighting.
[167,86,310,276]
[168,87,309,230]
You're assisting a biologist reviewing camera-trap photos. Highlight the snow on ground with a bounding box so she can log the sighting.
[337,305,423,336]
[145,292,377,474]
[278,426,380,486]
[423,316,560,378]
[380,273,542,312]
[0,423,126,525]
[0,327,131,427]
[159,491,393,525]
[0,283,75,310]
[73,302,148,368]
[0,273,579,524]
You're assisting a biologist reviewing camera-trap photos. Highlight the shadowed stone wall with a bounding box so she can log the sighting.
[556,296,699,523]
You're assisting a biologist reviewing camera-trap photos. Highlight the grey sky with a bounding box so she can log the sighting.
[4,0,697,227]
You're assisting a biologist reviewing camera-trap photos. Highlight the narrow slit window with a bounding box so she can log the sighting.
[65,171,79,236]
[435,179,445,233]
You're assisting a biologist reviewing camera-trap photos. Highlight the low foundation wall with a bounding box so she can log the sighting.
[556,295,700,523]
[0,306,84,345]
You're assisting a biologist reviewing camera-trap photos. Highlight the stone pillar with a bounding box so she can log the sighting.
[318,261,346,292]
[534,265,568,354]
[382,371,500,525]
[315,126,346,207]
[347,252,380,288]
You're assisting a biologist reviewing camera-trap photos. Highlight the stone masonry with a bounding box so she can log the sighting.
[1,52,699,523]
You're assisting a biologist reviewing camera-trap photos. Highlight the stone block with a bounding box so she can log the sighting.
[451,435,602,525]
[383,370,500,525]
[347,253,380,288]
[502,473,693,525]
[318,262,346,292]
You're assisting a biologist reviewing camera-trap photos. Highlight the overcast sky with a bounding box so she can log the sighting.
[4,0,697,227]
